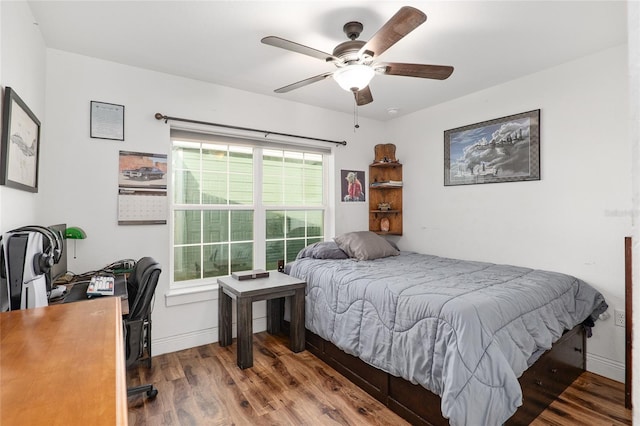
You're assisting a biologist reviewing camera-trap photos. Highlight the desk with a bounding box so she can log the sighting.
[218,271,306,369]
[0,297,128,425]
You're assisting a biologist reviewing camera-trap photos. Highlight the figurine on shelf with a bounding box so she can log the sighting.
[378,202,391,211]
[380,217,390,232]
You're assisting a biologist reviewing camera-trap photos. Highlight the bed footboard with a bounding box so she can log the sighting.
[305,325,586,425]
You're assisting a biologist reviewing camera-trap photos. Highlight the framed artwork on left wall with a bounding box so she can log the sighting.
[0,87,41,193]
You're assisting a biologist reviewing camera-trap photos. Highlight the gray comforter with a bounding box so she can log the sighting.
[288,251,607,426]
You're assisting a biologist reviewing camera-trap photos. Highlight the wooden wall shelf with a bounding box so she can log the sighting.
[369,160,402,235]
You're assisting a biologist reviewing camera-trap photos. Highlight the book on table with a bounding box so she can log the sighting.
[231,269,270,280]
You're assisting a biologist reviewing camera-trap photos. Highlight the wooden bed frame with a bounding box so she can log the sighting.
[303,324,586,425]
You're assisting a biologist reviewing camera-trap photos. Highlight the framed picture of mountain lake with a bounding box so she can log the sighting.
[444,109,540,186]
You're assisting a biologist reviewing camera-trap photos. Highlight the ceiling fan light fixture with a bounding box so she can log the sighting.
[333,64,375,92]
[264,7,452,105]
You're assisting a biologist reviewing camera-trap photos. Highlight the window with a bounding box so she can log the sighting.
[263,149,325,270]
[171,132,327,286]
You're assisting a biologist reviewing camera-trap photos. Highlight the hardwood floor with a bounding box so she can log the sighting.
[127,332,631,425]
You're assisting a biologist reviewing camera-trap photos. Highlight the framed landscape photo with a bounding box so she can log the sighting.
[444,109,540,186]
[0,87,41,192]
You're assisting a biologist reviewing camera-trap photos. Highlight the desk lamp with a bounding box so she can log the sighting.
[65,226,87,259]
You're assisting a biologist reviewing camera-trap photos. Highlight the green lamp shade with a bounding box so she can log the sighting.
[65,226,87,239]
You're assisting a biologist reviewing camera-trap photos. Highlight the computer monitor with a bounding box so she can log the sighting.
[47,224,68,289]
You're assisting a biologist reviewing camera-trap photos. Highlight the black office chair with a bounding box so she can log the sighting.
[125,257,161,399]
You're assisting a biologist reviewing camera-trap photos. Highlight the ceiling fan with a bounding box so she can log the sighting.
[261,6,454,106]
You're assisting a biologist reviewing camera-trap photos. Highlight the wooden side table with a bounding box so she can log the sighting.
[218,271,306,369]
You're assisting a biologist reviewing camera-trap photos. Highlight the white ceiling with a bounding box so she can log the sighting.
[27,1,628,121]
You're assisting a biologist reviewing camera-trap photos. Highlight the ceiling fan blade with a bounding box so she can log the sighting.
[358,6,427,59]
[381,63,454,80]
[261,36,340,63]
[274,72,334,93]
[355,86,373,106]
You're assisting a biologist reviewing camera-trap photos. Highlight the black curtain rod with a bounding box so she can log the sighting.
[154,113,347,146]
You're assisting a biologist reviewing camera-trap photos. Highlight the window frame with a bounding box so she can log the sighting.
[169,130,332,290]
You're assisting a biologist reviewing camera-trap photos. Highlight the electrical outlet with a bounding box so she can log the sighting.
[614,309,625,327]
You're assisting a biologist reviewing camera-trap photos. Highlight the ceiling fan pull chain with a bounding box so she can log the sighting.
[353,93,360,131]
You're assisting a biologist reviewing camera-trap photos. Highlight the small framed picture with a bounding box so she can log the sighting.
[341,169,366,202]
[90,100,124,140]
[0,87,41,192]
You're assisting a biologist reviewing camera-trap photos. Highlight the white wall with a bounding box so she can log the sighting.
[387,45,630,381]
[40,48,383,354]
[0,1,46,230]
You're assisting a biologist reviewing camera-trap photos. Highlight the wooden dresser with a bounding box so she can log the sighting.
[1,297,128,425]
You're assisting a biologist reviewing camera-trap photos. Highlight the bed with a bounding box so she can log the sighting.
[286,232,608,426]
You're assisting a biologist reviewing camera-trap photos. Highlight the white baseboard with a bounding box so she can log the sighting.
[153,328,217,356]
[152,316,267,356]
[587,352,625,383]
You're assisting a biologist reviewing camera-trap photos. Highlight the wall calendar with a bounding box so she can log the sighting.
[118,188,167,225]
[118,151,168,225]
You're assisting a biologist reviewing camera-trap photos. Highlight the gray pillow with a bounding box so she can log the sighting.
[334,231,400,261]
[296,241,349,260]
[385,239,400,251]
